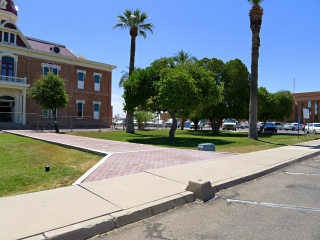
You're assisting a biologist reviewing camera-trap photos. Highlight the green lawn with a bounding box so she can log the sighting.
[67,129,320,153]
[0,133,101,198]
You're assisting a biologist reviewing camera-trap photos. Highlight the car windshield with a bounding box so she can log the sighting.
[224,119,235,123]
[314,124,320,127]
[266,123,274,126]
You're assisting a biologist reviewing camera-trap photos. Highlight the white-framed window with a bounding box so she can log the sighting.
[42,109,57,118]
[77,70,86,89]
[94,73,102,91]
[41,63,61,75]
[76,100,85,119]
[93,101,101,120]
[2,31,16,44]
[43,109,49,118]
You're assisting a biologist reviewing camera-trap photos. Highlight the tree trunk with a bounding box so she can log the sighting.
[210,118,215,135]
[125,29,137,134]
[126,111,135,133]
[248,15,262,140]
[181,118,185,130]
[169,111,177,141]
[52,108,59,133]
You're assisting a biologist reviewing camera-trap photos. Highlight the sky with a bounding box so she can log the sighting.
[15,0,320,117]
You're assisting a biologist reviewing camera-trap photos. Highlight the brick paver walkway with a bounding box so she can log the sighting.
[6,130,235,182]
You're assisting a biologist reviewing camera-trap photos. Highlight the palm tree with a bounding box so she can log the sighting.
[248,0,264,140]
[172,50,197,64]
[114,9,154,133]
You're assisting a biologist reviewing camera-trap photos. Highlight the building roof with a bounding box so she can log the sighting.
[1,0,17,16]
[26,37,77,58]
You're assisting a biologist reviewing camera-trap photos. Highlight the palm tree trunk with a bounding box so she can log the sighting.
[129,34,136,76]
[248,22,261,140]
[126,33,137,134]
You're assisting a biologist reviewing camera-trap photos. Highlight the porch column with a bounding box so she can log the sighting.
[22,89,26,125]
[19,93,22,124]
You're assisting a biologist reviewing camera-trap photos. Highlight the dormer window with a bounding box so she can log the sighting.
[2,31,15,44]
[50,46,61,54]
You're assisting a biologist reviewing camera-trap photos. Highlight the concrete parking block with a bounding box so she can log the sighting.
[0,186,121,240]
[110,193,191,228]
[44,215,115,240]
[146,164,240,185]
[80,172,186,209]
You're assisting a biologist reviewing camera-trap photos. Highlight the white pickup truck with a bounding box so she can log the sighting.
[222,119,237,131]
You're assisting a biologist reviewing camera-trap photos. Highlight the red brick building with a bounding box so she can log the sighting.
[287,91,320,123]
[0,0,116,129]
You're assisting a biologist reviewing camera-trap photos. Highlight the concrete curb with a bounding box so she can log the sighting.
[25,192,195,240]
[213,150,320,192]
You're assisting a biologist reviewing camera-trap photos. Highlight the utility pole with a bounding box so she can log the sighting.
[293,78,295,93]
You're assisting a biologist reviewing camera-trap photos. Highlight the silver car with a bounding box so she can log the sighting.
[284,123,304,131]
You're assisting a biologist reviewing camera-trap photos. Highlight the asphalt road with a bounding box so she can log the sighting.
[90,155,320,240]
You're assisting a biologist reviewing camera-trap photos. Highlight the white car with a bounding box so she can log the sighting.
[222,119,237,131]
[305,123,320,134]
[165,119,180,128]
[190,121,203,129]
[284,123,304,131]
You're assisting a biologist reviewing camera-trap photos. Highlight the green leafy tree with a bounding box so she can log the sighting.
[152,63,218,140]
[258,87,294,131]
[114,8,154,133]
[134,110,154,130]
[172,50,197,65]
[119,67,141,88]
[248,0,264,140]
[27,73,69,133]
[222,59,251,120]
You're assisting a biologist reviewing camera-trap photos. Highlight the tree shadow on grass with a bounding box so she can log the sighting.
[127,136,234,149]
[256,139,286,146]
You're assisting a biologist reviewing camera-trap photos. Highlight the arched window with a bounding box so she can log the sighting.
[2,57,14,76]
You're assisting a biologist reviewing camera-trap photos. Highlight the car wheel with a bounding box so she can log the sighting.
[292,128,295,131]
[275,130,277,133]
[314,130,317,135]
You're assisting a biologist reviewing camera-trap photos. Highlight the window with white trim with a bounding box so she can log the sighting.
[77,70,86,89]
[42,108,57,118]
[2,31,15,44]
[76,100,85,119]
[42,63,61,75]
[93,101,101,120]
[94,73,102,91]
[43,109,49,118]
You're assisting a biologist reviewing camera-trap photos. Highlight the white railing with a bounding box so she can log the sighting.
[0,75,27,84]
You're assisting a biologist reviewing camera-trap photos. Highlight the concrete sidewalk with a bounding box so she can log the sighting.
[1,131,320,240]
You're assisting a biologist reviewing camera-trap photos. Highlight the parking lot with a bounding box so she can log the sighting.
[91,155,320,240]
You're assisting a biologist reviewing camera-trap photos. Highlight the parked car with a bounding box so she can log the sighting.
[114,119,126,125]
[257,122,264,131]
[263,122,277,133]
[313,123,320,134]
[190,121,203,129]
[272,122,284,130]
[284,123,304,131]
[222,119,237,131]
[165,119,180,128]
[305,123,320,134]
[241,122,249,128]
[236,122,242,129]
